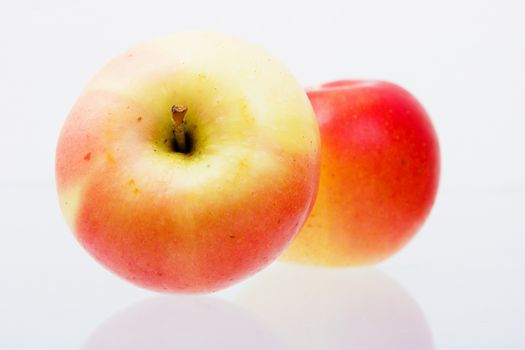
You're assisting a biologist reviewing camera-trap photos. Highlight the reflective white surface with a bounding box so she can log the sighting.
[1,185,524,349]
[236,265,434,350]
[81,296,287,350]
[1,0,525,348]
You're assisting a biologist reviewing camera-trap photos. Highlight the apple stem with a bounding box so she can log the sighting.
[171,105,188,153]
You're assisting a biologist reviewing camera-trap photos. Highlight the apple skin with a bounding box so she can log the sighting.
[282,80,439,266]
[55,33,320,293]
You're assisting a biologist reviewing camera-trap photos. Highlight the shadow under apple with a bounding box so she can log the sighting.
[81,294,287,350]
[235,263,434,350]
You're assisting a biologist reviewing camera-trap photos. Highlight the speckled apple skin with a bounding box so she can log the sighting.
[56,33,320,293]
[283,80,439,266]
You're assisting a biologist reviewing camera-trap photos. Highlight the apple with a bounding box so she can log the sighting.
[56,32,320,293]
[282,80,440,266]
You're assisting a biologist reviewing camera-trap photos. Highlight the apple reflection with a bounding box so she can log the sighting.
[235,263,434,350]
[81,295,287,350]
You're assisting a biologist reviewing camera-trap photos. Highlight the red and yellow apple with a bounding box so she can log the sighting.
[283,80,440,266]
[55,33,320,293]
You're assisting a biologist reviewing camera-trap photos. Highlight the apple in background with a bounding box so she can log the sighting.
[282,80,440,266]
[55,32,320,293]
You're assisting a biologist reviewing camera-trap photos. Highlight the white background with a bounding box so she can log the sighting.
[1,0,524,349]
